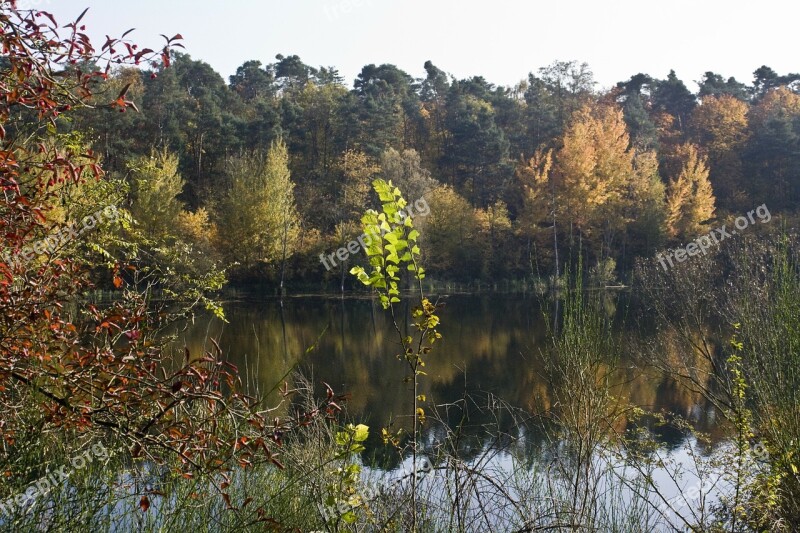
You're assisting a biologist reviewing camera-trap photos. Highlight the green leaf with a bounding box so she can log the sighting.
[353,424,369,442]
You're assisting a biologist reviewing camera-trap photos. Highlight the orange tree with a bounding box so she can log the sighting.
[0,1,340,522]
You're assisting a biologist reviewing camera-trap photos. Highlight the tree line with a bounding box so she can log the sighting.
[68,53,800,286]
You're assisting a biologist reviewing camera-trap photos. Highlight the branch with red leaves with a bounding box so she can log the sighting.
[0,2,345,526]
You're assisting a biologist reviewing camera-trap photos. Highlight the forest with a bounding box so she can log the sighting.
[65,49,800,287]
[4,2,800,532]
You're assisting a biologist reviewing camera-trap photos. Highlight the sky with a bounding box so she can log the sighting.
[30,0,798,91]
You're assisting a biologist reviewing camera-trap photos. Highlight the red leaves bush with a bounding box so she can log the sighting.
[0,1,340,520]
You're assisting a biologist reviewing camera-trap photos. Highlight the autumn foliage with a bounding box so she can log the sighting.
[0,1,340,521]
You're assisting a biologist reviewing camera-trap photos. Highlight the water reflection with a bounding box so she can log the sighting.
[173,293,725,461]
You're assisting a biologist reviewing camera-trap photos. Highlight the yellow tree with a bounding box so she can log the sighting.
[516,149,554,234]
[665,143,715,239]
[329,149,380,289]
[127,150,224,285]
[217,139,300,269]
[476,200,513,277]
[516,149,559,277]
[129,149,185,242]
[746,86,800,205]
[748,86,800,130]
[421,185,482,277]
[339,149,380,222]
[556,104,635,259]
[691,95,749,209]
[627,150,667,255]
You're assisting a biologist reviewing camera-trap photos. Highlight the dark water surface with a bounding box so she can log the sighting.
[174,293,722,459]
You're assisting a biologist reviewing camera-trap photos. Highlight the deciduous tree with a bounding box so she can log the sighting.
[691,95,749,209]
[665,143,715,239]
[217,139,300,269]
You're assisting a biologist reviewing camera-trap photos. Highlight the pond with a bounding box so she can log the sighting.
[174,292,724,462]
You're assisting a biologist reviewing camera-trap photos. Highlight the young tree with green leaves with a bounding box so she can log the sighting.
[350,179,441,532]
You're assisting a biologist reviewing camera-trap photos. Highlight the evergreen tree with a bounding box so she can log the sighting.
[441,83,511,206]
[698,72,750,101]
[652,70,696,131]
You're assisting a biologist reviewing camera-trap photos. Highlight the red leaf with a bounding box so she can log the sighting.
[116,82,131,101]
[102,36,115,51]
[113,276,123,288]
[74,7,89,25]
[41,11,57,27]
[139,495,150,512]
[222,492,234,509]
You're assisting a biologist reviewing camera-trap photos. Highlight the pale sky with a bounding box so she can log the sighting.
[34,0,798,91]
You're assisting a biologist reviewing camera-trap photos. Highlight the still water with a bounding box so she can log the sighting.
[174,293,723,459]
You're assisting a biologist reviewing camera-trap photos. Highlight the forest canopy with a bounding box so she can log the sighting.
[67,52,800,285]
